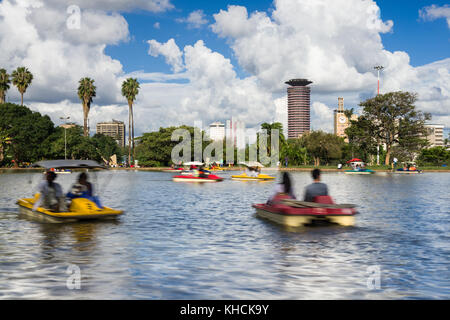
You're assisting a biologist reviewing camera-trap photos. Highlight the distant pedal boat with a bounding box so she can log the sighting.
[344,169,375,174]
[231,173,276,181]
[161,168,184,173]
[253,196,358,227]
[394,169,423,174]
[172,174,224,183]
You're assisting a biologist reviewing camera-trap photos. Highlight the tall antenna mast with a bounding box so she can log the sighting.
[374,66,384,95]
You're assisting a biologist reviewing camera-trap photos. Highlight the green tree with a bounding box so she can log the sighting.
[71,136,99,160]
[359,91,431,165]
[0,127,12,164]
[300,131,344,166]
[258,122,286,164]
[91,133,123,163]
[343,108,354,122]
[417,147,449,166]
[0,69,11,104]
[77,77,96,137]
[0,103,54,166]
[345,116,378,161]
[281,139,309,166]
[135,126,209,167]
[45,126,122,163]
[11,67,33,106]
[121,78,140,165]
[46,126,84,160]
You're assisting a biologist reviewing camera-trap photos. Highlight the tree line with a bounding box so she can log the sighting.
[1,83,447,168]
[133,91,447,168]
[0,66,140,165]
[0,103,123,167]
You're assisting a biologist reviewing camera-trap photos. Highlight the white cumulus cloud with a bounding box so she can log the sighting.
[41,0,174,13]
[177,10,208,29]
[148,39,185,73]
[144,39,276,128]
[1,0,449,138]
[210,0,450,129]
[419,4,450,28]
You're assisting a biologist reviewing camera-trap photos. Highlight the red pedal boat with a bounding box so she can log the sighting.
[252,195,358,227]
[172,174,224,183]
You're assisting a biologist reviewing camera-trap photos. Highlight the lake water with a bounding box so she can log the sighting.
[0,170,449,299]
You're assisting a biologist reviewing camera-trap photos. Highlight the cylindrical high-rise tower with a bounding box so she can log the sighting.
[285,79,312,139]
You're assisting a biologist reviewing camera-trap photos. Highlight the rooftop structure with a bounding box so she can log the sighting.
[285,79,313,87]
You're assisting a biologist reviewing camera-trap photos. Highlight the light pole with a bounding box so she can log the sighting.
[374,65,384,95]
[60,116,70,160]
[374,66,384,165]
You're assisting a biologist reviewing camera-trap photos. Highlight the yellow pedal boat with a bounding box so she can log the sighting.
[17,159,124,223]
[17,196,123,223]
[231,173,276,181]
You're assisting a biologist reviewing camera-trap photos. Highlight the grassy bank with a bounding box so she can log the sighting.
[277,165,450,172]
[1,165,449,173]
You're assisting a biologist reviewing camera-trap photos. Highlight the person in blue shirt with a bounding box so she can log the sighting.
[304,169,329,202]
[67,172,102,208]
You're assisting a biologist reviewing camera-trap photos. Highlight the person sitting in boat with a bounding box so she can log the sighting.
[304,169,329,203]
[268,172,296,204]
[33,171,65,212]
[67,173,103,208]
[246,167,256,177]
[197,166,208,178]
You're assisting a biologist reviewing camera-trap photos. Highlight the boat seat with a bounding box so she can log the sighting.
[314,196,335,204]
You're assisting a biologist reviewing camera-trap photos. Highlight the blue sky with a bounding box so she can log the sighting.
[106,0,450,75]
[1,0,448,136]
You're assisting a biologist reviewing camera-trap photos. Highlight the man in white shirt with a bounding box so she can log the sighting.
[33,171,65,212]
[393,157,398,170]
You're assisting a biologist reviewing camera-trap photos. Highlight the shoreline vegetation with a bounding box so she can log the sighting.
[1,91,449,169]
[1,166,449,173]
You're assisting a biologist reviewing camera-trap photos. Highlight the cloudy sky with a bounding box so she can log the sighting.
[0,0,449,137]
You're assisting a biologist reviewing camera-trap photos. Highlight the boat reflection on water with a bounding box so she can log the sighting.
[32,220,120,253]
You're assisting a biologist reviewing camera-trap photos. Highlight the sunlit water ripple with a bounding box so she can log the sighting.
[0,170,449,299]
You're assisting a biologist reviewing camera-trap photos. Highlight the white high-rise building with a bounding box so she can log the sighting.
[209,122,225,141]
[226,117,246,149]
[424,124,445,147]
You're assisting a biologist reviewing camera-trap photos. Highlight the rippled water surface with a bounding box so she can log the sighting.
[0,170,449,299]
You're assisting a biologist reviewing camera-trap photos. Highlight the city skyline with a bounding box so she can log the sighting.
[0,0,449,138]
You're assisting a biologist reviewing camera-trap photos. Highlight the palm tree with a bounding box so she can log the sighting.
[77,77,96,137]
[259,122,286,164]
[0,69,11,104]
[343,108,355,121]
[11,67,33,105]
[121,78,140,165]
